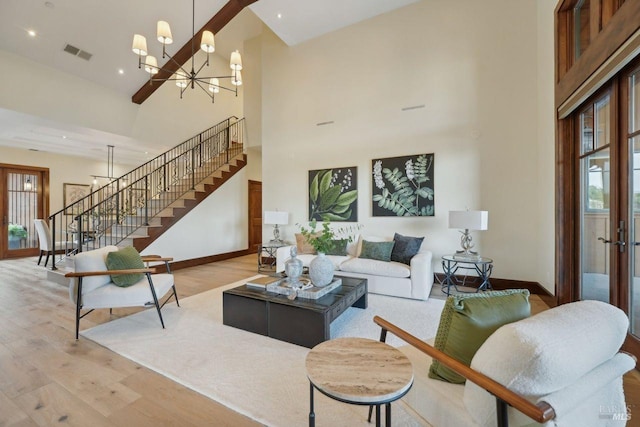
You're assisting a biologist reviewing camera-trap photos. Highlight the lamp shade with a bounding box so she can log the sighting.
[132,34,147,56]
[231,70,242,86]
[449,210,488,231]
[200,30,215,53]
[209,78,219,93]
[144,55,159,74]
[264,211,288,225]
[230,50,242,70]
[157,21,173,44]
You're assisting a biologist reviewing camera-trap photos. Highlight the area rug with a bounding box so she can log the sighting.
[82,276,445,426]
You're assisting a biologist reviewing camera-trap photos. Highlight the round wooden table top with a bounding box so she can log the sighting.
[305,337,414,404]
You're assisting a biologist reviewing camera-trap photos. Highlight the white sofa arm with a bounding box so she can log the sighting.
[275,245,296,273]
[410,250,434,300]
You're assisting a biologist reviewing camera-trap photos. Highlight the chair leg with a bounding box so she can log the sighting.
[44,251,50,267]
[172,285,180,307]
[37,250,43,265]
[146,274,165,329]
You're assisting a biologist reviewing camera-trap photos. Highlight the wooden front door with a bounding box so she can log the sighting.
[0,164,49,259]
[248,180,262,251]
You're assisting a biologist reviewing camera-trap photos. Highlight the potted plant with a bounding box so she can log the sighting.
[297,220,362,287]
[8,223,27,249]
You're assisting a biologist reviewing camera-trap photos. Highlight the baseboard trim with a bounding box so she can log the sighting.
[433,273,557,307]
[169,249,254,271]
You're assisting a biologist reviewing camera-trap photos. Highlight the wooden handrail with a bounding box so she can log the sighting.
[373,316,556,424]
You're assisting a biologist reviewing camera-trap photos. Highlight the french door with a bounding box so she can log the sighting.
[0,164,49,259]
[577,62,640,354]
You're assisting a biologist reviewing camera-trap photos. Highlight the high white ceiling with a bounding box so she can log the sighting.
[0,0,419,163]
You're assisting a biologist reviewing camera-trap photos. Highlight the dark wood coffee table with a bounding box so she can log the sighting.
[222,276,367,348]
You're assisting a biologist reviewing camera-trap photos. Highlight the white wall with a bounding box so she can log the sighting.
[258,0,556,291]
[142,169,249,261]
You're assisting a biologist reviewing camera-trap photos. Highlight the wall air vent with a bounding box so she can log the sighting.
[63,43,93,61]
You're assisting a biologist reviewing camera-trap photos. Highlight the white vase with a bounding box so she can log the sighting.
[309,252,334,287]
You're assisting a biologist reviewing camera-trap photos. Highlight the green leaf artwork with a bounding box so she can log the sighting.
[371,153,435,217]
[308,167,358,222]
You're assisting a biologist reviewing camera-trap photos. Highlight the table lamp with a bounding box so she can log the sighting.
[448,210,488,259]
[264,211,288,244]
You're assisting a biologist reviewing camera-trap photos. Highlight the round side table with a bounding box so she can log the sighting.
[305,337,413,427]
[441,255,493,295]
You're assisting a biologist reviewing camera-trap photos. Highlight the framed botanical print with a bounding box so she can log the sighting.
[372,153,434,217]
[64,183,90,215]
[308,167,358,222]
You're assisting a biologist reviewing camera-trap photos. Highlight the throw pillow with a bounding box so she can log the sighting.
[428,289,530,384]
[326,239,349,256]
[105,246,146,287]
[390,233,424,265]
[359,240,395,262]
[295,233,317,254]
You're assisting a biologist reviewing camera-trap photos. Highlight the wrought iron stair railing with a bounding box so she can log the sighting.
[48,116,245,269]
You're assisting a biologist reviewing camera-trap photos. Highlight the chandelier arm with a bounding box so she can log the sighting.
[157,52,191,77]
[194,59,210,76]
[193,79,216,102]
[194,78,237,93]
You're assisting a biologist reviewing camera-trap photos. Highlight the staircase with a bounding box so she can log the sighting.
[46,117,246,284]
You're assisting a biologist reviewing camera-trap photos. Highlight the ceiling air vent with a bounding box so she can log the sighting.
[63,43,92,61]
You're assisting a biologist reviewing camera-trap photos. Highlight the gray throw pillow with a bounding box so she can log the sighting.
[390,233,425,265]
[326,239,349,256]
[359,240,395,262]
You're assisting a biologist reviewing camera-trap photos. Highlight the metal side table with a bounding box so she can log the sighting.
[441,255,493,295]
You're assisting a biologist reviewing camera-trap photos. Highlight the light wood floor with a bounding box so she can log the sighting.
[0,254,638,426]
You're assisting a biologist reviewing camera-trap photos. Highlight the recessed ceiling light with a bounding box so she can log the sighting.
[277,13,282,19]
[118,69,124,75]
[62,135,67,139]
[27,30,36,37]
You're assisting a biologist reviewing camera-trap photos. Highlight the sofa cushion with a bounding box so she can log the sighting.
[339,257,410,278]
[106,246,145,287]
[429,289,530,384]
[297,254,348,270]
[360,240,395,262]
[463,300,630,427]
[354,235,388,257]
[295,233,316,254]
[391,233,425,265]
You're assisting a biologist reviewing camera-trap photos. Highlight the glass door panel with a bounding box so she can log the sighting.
[6,171,40,252]
[581,148,611,303]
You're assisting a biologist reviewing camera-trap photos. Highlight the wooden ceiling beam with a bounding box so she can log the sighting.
[132,0,258,105]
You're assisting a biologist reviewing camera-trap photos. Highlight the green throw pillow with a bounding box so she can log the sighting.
[359,240,395,262]
[429,289,531,384]
[106,246,145,287]
[326,239,349,256]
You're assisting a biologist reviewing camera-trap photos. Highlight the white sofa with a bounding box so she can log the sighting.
[275,236,434,300]
[376,300,636,427]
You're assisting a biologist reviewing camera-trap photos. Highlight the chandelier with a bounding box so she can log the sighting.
[131,0,243,102]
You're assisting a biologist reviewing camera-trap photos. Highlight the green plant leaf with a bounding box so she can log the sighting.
[332,203,350,214]
[319,170,332,195]
[335,190,357,206]
[372,194,383,202]
[319,185,341,210]
[323,211,351,221]
[310,172,319,203]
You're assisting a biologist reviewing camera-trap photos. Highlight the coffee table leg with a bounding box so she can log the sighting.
[309,382,315,427]
[376,404,381,427]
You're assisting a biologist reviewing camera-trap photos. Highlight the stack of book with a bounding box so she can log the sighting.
[245,276,283,289]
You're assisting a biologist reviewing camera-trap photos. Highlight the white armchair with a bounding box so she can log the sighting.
[65,245,179,339]
[374,300,636,427]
